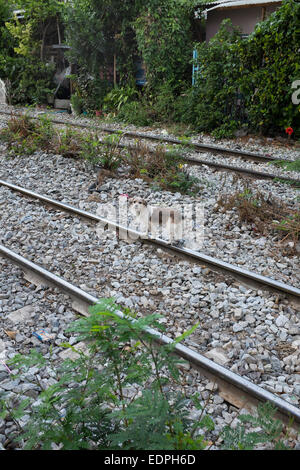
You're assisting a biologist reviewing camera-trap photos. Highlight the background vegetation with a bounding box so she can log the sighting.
[0,0,298,136]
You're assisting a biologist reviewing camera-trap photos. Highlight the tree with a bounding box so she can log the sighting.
[6,0,66,60]
[134,0,194,91]
[64,0,140,82]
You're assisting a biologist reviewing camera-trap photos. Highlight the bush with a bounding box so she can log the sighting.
[0,113,55,155]
[190,0,300,136]
[79,132,124,169]
[1,299,211,450]
[134,0,193,91]
[0,299,297,450]
[0,56,55,106]
[117,100,154,126]
[126,142,199,194]
[103,84,139,112]
[70,72,113,114]
[239,0,300,135]
[192,19,243,135]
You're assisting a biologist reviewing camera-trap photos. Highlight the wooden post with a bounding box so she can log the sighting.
[113,53,117,87]
[261,6,266,21]
[57,15,61,45]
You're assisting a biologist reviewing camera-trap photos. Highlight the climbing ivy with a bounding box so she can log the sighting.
[191,0,300,136]
[238,0,300,134]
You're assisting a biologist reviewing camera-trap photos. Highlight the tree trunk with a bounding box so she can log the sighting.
[41,22,50,61]
[56,15,61,45]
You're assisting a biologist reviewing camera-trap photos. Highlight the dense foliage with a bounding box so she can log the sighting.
[183,0,300,136]
[0,0,298,136]
[238,0,300,134]
[133,0,193,91]
[0,0,64,104]
[64,0,195,113]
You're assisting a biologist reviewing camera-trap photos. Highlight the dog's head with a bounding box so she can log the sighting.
[129,197,148,216]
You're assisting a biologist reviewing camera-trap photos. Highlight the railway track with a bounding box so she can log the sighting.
[1,179,299,304]
[0,177,299,430]
[0,117,299,430]
[0,109,299,186]
[1,243,299,429]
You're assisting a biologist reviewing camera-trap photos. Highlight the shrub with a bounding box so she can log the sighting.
[1,299,211,450]
[126,142,199,194]
[191,0,300,137]
[134,0,193,91]
[192,19,243,135]
[103,84,139,113]
[69,73,113,114]
[0,299,297,450]
[0,113,55,155]
[238,0,300,135]
[0,56,55,106]
[117,100,154,126]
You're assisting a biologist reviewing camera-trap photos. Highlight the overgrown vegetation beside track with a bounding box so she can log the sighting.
[0,298,298,450]
[0,114,200,195]
[64,0,300,138]
[216,185,300,254]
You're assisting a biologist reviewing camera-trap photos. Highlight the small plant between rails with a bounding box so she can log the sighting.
[216,184,300,255]
[1,298,298,450]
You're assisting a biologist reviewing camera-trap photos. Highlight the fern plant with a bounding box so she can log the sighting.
[1,298,298,450]
[221,402,292,450]
[1,299,210,450]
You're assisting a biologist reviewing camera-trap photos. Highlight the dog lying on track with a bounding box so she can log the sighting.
[129,197,184,242]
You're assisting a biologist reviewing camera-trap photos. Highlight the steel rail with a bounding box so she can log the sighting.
[1,179,299,302]
[112,142,300,185]
[179,155,300,185]
[0,242,299,428]
[0,109,297,164]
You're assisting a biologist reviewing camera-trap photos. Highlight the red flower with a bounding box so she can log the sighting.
[285,127,294,135]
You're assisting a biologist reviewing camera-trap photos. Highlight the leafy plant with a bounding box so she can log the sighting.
[69,73,112,115]
[0,113,55,155]
[55,127,84,157]
[103,85,139,112]
[0,298,216,450]
[133,0,193,91]
[272,159,300,174]
[1,298,298,450]
[117,100,155,126]
[126,141,199,194]
[79,131,124,170]
[221,402,292,450]
[70,94,84,116]
[191,1,300,136]
[273,212,300,249]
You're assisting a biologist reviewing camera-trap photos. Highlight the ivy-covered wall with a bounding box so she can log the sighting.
[191,0,300,136]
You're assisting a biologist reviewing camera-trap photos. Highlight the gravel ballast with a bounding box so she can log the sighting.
[0,105,299,450]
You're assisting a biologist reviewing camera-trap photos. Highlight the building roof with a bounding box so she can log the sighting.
[206,0,282,12]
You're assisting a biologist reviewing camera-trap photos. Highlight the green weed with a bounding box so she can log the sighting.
[1,298,297,450]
